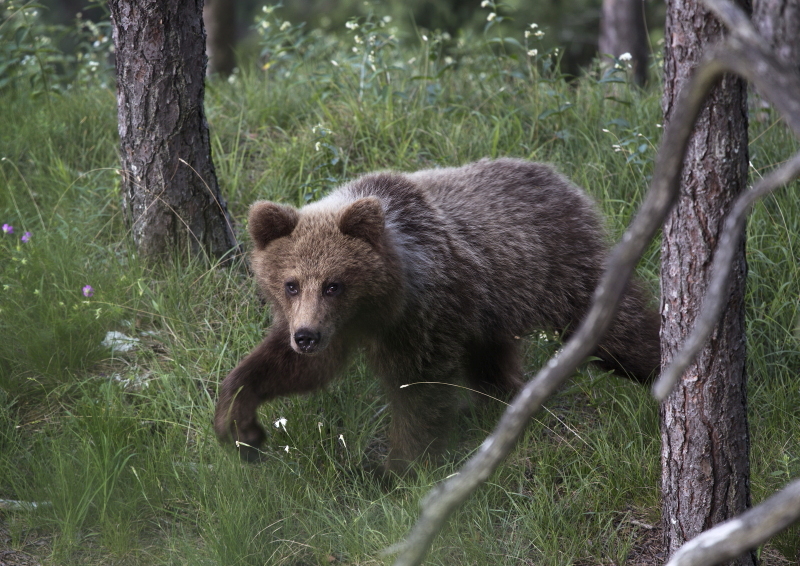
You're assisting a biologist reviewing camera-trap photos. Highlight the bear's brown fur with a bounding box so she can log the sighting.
[214,158,660,473]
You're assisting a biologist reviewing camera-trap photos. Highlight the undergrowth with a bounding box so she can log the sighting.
[0,3,798,565]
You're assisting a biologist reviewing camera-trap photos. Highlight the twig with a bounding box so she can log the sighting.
[0,499,51,511]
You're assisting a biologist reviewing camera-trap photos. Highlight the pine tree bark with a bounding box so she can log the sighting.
[598,0,649,85]
[660,1,753,565]
[109,0,237,262]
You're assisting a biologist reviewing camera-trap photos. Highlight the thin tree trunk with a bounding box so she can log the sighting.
[660,1,753,565]
[204,0,236,77]
[599,0,649,85]
[109,0,237,262]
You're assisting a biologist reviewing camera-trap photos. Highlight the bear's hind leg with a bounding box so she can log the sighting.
[593,282,661,383]
[464,338,525,400]
[382,378,460,475]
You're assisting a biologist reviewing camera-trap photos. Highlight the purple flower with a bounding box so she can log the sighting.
[2,224,12,234]
[21,231,31,243]
[82,285,94,298]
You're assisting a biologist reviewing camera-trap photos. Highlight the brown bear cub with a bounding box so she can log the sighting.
[214,158,660,474]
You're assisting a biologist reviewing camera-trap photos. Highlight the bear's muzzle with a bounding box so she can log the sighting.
[293,328,322,354]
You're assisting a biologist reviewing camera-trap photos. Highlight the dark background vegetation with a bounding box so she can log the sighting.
[36,0,666,77]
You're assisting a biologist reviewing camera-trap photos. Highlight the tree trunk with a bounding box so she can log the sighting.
[753,0,800,71]
[598,0,649,85]
[659,1,754,565]
[109,0,237,262]
[203,0,236,77]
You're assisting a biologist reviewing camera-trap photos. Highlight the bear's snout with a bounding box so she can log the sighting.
[293,328,322,354]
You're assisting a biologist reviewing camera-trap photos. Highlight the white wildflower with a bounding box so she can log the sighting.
[345,20,359,30]
[273,417,288,431]
[354,35,363,44]
[535,30,545,39]
[284,445,290,453]
[481,0,491,7]
[280,20,291,31]
[527,49,538,57]
[619,52,633,61]
[330,60,339,67]
[487,12,496,21]
[530,23,539,29]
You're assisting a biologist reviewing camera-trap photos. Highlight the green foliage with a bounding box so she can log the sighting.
[0,0,113,97]
[0,4,798,564]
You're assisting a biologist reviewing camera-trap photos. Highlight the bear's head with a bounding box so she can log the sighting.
[248,196,402,354]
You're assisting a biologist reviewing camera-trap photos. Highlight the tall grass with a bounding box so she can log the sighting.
[1,5,798,564]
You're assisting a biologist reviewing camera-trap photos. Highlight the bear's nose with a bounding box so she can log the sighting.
[294,328,321,353]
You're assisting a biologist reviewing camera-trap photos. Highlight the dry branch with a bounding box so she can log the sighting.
[652,6,800,400]
[653,151,800,400]
[388,0,800,564]
[665,478,800,566]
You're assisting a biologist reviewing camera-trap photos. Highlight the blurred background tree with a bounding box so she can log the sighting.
[35,0,666,81]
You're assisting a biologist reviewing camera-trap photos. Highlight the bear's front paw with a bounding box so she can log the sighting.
[214,411,266,463]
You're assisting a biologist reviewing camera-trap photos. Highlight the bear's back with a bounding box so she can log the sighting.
[331,159,611,335]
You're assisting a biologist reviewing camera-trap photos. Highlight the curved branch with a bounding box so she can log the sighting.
[702,0,769,48]
[652,35,800,399]
[653,151,800,400]
[711,40,800,138]
[665,478,800,566]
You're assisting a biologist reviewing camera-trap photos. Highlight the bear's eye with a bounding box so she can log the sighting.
[323,282,342,297]
[285,281,299,296]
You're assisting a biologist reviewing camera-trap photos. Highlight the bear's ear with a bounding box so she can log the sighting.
[248,201,299,250]
[339,197,385,248]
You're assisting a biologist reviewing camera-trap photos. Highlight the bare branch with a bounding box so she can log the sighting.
[653,151,800,400]
[651,15,800,400]
[702,0,768,47]
[665,478,800,566]
[711,42,800,139]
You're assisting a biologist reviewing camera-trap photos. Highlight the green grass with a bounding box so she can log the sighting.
[1,9,799,565]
